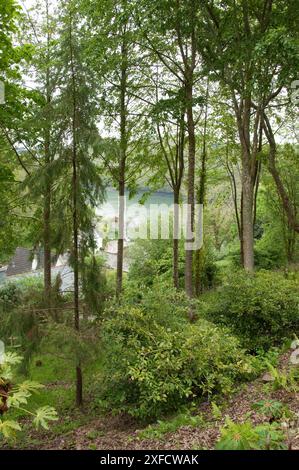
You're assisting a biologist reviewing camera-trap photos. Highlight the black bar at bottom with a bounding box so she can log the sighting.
[0,449,298,466]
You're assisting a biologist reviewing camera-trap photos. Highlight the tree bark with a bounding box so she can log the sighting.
[240,190,244,266]
[69,12,82,407]
[241,165,255,271]
[233,94,255,272]
[184,78,196,298]
[43,180,51,308]
[225,151,244,265]
[173,189,180,289]
[116,176,125,298]
[43,0,52,309]
[116,19,128,299]
[195,82,208,295]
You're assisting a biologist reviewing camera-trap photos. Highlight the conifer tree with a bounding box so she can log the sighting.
[55,0,104,406]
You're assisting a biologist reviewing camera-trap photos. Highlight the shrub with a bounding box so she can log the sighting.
[100,289,253,420]
[128,238,185,288]
[215,418,286,450]
[265,362,299,392]
[201,271,299,351]
[128,236,217,291]
[0,282,21,312]
[252,399,291,421]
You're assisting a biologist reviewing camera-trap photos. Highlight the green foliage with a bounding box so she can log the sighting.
[0,279,43,369]
[41,320,100,369]
[254,240,286,270]
[255,145,299,269]
[118,281,197,325]
[33,406,58,430]
[0,282,21,311]
[244,347,280,379]
[128,238,182,287]
[100,286,253,420]
[137,411,204,440]
[202,271,299,351]
[211,401,222,420]
[252,399,291,421]
[128,235,217,290]
[216,418,286,450]
[0,278,69,370]
[81,255,108,316]
[266,363,299,393]
[0,352,58,441]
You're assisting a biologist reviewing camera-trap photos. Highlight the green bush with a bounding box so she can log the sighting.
[215,418,286,450]
[201,271,299,351]
[117,281,197,326]
[128,238,185,287]
[100,288,253,420]
[0,282,22,312]
[0,277,45,312]
[128,236,217,291]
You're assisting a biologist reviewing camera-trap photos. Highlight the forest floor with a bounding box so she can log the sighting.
[7,351,299,450]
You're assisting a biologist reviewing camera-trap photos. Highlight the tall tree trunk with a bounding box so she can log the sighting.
[195,82,208,295]
[194,161,206,295]
[72,106,82,408]
[116,175,125,298]
[184,78,196,299]
[226,150,243,265]
[43,0,52,309]
[69,13,82,407]
[116,22,128,299]
[241,162,255,271]
[173,189,180,289]
[234,94,255,272]
[43,177,51,307]
[240,191,244,266]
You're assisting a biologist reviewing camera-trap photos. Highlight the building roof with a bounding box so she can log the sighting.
[6,247,44,277]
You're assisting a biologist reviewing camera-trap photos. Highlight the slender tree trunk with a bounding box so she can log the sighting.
[194,164,206,295]
[241,162,255,272]
[69,13,82,407]
[253,162,261,227]
[116,176,125,298]
[43,0,52,309]
[234,95,255,272]
[240,191,244,266]
[185,78,196,299]
[173,189,180,289]
[195,83,208,295]
[116,24,128,299]
[225,145,244,265]
[268,160,299,233]
[72,115,82,408]
[43,178,51,307]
